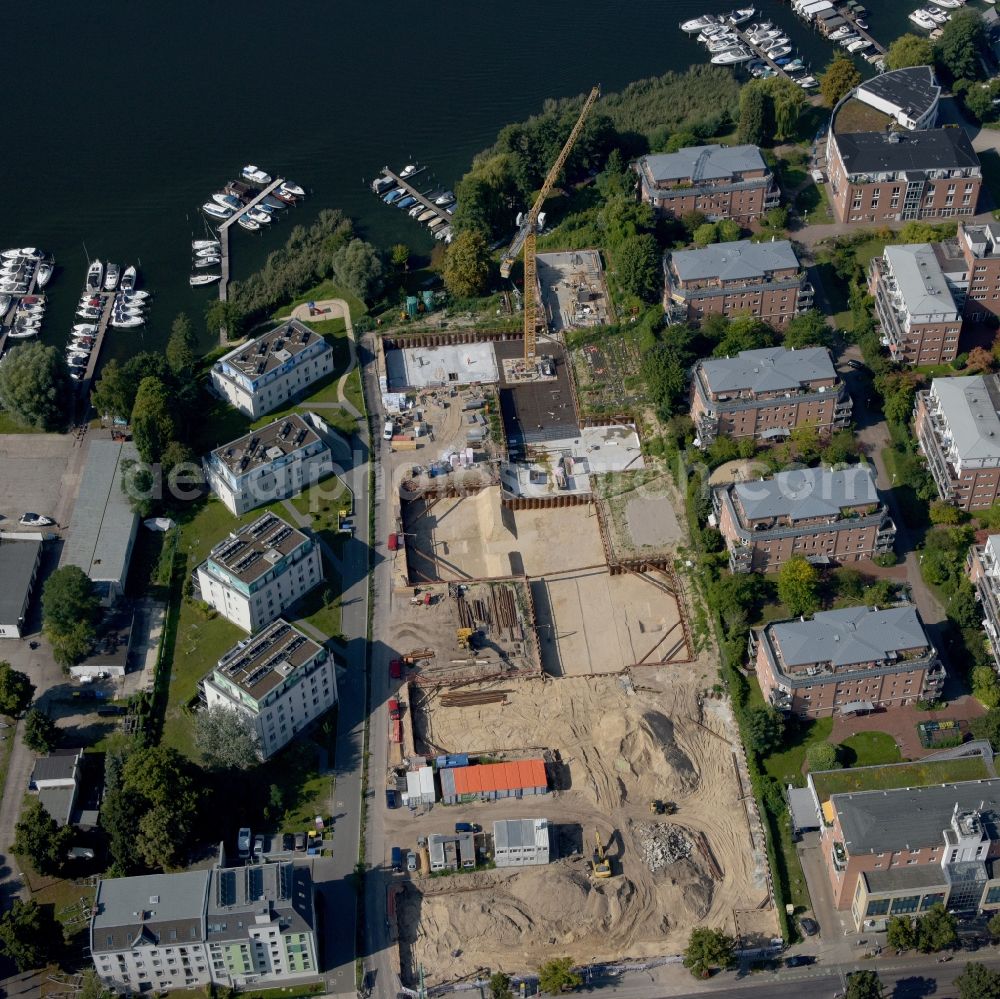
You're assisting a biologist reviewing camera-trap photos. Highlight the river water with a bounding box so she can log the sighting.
[7,0,916,360]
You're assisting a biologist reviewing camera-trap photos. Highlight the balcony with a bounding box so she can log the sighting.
[729,542,753,573]
[875,518,897,552]
[832,841,847,872]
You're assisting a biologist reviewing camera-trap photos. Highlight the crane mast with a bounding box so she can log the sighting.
[500,85,601,366]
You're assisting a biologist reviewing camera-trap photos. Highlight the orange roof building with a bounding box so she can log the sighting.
[439,758,548,803]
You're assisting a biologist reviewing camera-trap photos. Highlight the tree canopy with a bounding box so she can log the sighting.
[845,970,883,999]
[957,962,1000,999]
[0,341,69,430]
[820,53,862,108]
[886,34,935,71]
[195,705,261,769]
[165,312,197,376]
[0,898,63,972]
[805,741,840,772]
[784,310,834,350]
[616,234,661,301]
[744,706,785,757]
[42,565,99,667]
[331,239,385,303]
[537,957,583,994]
[442,230,491,299]
[777,557,821,618]
[131,376,177,466]
[936,9,988,82]
[0,661,34,718]
[13,798,72,876]
[22,708,59,754]
[683,926,736,977]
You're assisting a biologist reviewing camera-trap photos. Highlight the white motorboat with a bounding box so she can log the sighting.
[769,44,793,57]
[435,191,455,206]
[371,175,395,194]
[66,351,89,362]
[0,249,22,260]
[279,181,305,198]
[241,164,271,184]
[847,39,871,50]
[728,6,755,24]
[120,265,136,292]
[86,260,103,291]
[428,218,447,231]
[681,13,720,32]
[925,6,948,21]
[7,329,37,339]
[247,209,271,224]
[194,247,220,258]
[203,202,233,220]
[829,25,854,39]
[121,290,150,300]
[708,34,740,52]
[19,248,42,259]
[408,203,425,218]
[699,24,729,39]
[797,75,818,88]
[713,45,754,62]
[238,215,260,231]
[104,263,120,291]
[73,324,98,334]
[909,8,937,28]
[76,307,101,319]
[192,239,220,250]
[213,193,243,211]
[111,317,144,329]
[71,337,95,347]
[35,263,52,288]
[929,0,962,7]
[760,35,789,51]
[399,165,417,178]
[194,257,221,268]
[417,209,437,222]
[189,274,221,286]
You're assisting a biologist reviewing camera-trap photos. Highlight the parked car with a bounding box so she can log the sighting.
[66,846,95,861]
[383,420,395,440]
[253,834,265,857]
[846,359,865,370]
[391,846,403,872]
[455,822,479,834]
[406,851,418,872]
[238,828,252,857]
[294,831,306,852]
[800,917,819,936]
[389,659,402,680]
[386,788,398,808]
[282,833,295,852]
[19,512,54,527]
[785,955,814,967]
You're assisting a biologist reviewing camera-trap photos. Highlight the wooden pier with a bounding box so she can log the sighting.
[0,263,42,358]
[731,26,808,82]
[378,168,452,231]
[217,177,286,304]
[834,10,886,57]
[78,292,115,397]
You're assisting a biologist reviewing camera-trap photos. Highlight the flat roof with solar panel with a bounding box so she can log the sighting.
[204,512,311,587]
[211,412,320,477]
[216,318,329,384]
[212,618,324,701]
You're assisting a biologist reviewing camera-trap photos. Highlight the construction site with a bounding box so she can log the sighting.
[535,250,612,333]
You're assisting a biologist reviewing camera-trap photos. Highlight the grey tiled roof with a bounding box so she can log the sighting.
[638,144,766,184]
[671,239,799,283]
[769,605,930,668]
[699,346,836,394]
[0,538,40,627]
[883,244,958,318]
[931,374,1000,462]
[733,464,879,522]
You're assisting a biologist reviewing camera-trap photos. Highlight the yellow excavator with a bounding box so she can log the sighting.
[591,830,612,879]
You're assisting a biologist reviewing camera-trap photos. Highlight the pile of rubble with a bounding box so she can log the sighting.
[636,823,692,873]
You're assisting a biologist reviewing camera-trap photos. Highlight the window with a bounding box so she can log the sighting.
[866,898,890,916]
[891,894,920,914]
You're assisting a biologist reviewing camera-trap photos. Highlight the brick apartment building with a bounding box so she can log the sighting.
[916,374,1000,511]
[711,464,896,573]
[958,223,1000,323]
[968,534,1000,671]
[633,144,779,223]
[751,604,943,718]
[826,67,981,225]
[690,345,851,448]
[663,239,812,327]
[869,243,964,366]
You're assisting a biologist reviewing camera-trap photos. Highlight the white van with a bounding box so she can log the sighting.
[383,420,394,440]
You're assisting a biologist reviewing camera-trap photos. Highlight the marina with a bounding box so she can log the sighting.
[372,166,455,242]
[0,249,51,359]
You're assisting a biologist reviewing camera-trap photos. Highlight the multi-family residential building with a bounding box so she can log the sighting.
[814,778,1000,928]
[967,535,1000,671]
[690,345,851,448]
[663,239,812,327]
[957,223,1000,323]
[916,374,1000,511]
[827,67,981,225]
[633,144,779,223]
[195,513,323,633]
[493,818,551,867]
[712,464,896,573]
[204,412,334,517]
[869,243,964,366]
[90,858,318,991]
[210,319,335,419]
[202,619,338,760]
[751,604,943,718]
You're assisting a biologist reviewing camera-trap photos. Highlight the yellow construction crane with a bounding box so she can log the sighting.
[500,85,601,366]
[591,830,612,879]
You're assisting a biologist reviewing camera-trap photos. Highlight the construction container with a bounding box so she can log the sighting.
[392,437,419,450]
[421,289,434,312]
[406,296,419,318]
[435,753,469,770]
[439,759,548,805]
[388,533,400,551]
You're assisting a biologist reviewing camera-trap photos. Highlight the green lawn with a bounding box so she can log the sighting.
[811,756,990,803]
[838,731,901,768]
[343,368,365,414]
[275,280,368,321]
[0,411,46,434]
[763,717,834,787]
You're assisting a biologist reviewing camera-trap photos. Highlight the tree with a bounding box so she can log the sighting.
[194,705,261,769]
[0,341,69,431]
[957,962,1000,999]
[13,798,71,876]
[49,620,96,669]
[988,912,1000,941]
[331,239,384,302]
[165,313,197,376]
[0,898,63,971]
[390,243,410,269]
[936,9,987,82]
[616,234,660,301]
[967,345,995,374]
[717,219,741,242]
[42,565,99,667]
[930,500,963,525]
[131,376,176,466]
[0,662,34,719]
[537,957,582,994]
[823,429,858,466]
[712,314,774,357]
[683,926,736,977]
[777,557,820,618]
[22,708,58,754]
[642,343,688,419]
[971,707,1000,749]
[205,299,244,340]
[845,970,883,999]
[78,970,115,999]
[805,742,840,772]
[964,83,999,123]
[820,53,862,108]
[886,34,935,71]
[442,229,491,299]
[784,310,834,349]
[916,902,958,952]
[694,222,720,247]
[887,915,917,951]
[738,86,769,146]
[489,972,514,999]
[745,706,785,757]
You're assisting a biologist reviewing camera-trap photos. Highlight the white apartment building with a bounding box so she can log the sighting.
[210,319,335,419]
[90,859,318,991]
[195,513,323,633]
[204,412,334,516]
[493,818,551,867]
[202,620,337,759]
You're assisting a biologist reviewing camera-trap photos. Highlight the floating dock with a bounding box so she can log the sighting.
[0,263,42,359]
[217,176,286,306]
[77,292,115,398]
[375,167,454,232]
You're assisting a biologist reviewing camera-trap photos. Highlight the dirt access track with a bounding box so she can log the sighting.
[395,668,778,984]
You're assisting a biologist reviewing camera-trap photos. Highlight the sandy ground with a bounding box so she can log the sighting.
[398,670,777,983]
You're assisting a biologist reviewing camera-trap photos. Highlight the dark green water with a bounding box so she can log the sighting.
[7,0,918,360]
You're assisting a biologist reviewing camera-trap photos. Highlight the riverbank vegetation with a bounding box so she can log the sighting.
[0,341,70,431]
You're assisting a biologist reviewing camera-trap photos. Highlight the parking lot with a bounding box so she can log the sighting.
[0,432,82,530]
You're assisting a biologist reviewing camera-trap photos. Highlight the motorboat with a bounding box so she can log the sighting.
[925,6,948,21]
[120,265,136,291]
[19,248,42,259]
[190,274,221,286]
[71,337,95,347]
[241,164,272,184]
[0,249,22,260]
[681,13,721,32]
[399,165,418,178]
[253,202,278,215]
[446,205,456,214]
[748,25,780,40]
[384,188,407,204]
[699,24,729,39]
[929,0,962,7]
[203,202,234,219]
[428,217,447,231]
[79,296,102,307]
[238,215,261,231]
[272,190,298,206]
[785,58,805,70]
[193,239,220,250]
[434,227,449,240]
[829,25,854,39]
[797,75,818,88]
[195,247,219,258]
[408,203,426,218]
[111,317,144,329]
[35,263,52,288]
[769,44,792,57]
[261,196,286,211]
[708,35,740,52]
[856,17,869,27]
[728,7,755,24]
[279,180,305,197]
[435,191,455,206]
[76,307,101,319]
[7,329,36,339]
[247,209,271,224]
[837,32,860,44]
[713,45,754,62]
[104,262,120,291]
[417,209,437,222]
[0,295,10,313]
[194,256,221,268]
[909,8,937,28]
[213,193,243,211]
[372,175,395,194]
[397,196,418,210]
[86,260,103,291]
[847,38,871,50]
[66,351,89,362]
